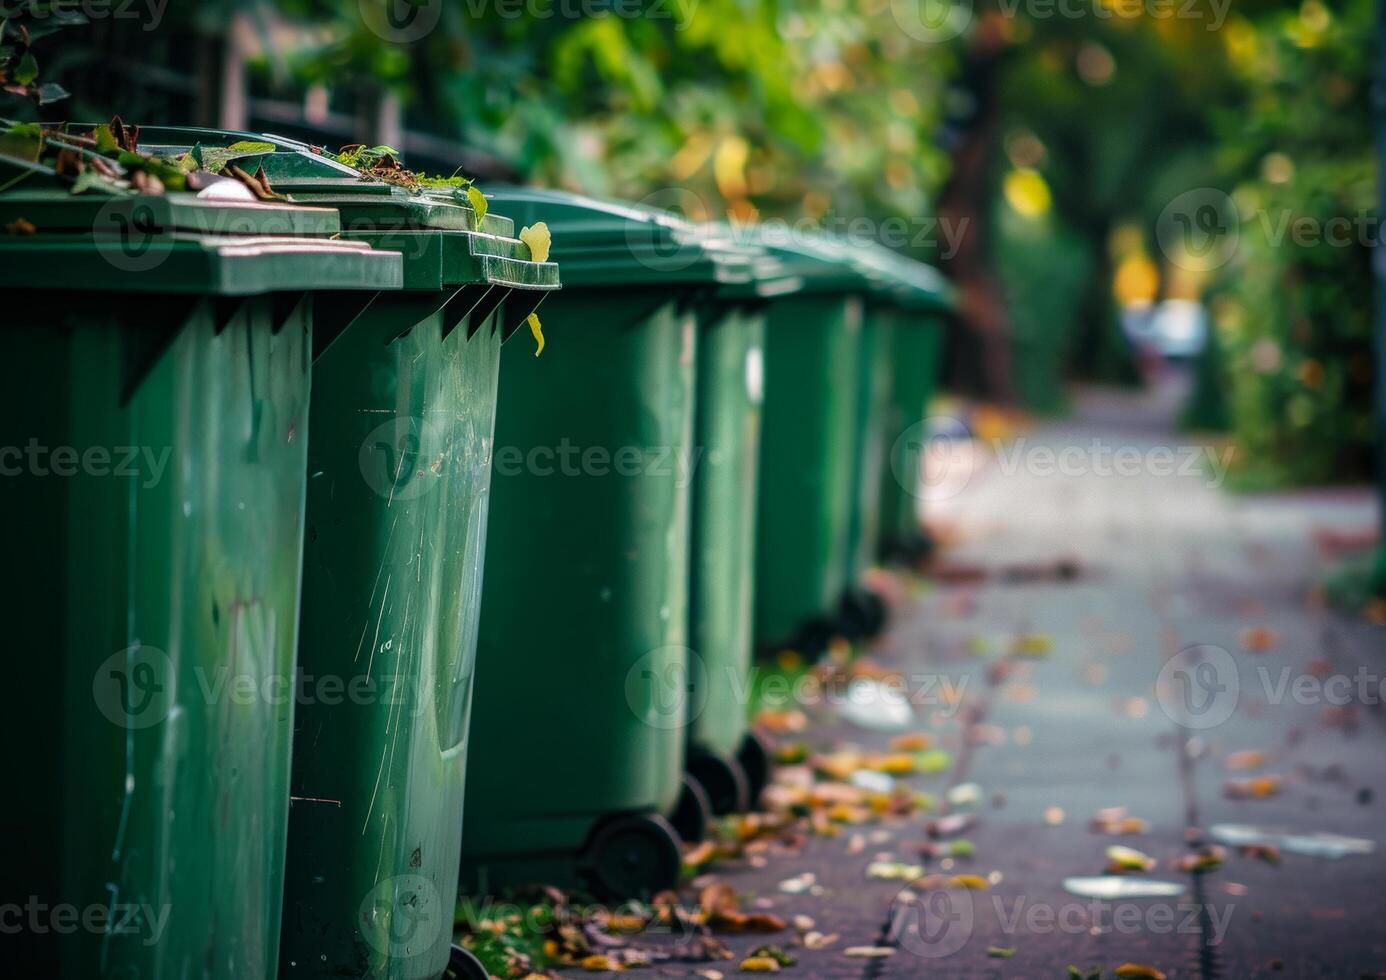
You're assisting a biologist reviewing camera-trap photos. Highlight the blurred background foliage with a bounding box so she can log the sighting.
[9,0,1378,489]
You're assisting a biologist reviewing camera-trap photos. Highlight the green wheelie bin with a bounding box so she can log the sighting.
[459,188,734,899]
[862,248,954,566]
[683,229,801,814]
[750,230,875,657]
[131,128,562,980]
[839,282,895,638]
[838,246,955,635]
[2,138,402,978]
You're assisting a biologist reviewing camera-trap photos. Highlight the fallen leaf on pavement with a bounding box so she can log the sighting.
[949,873,990,889]
[756,710,807,734]
[1172,845,1226,873]
[1090,807,1148,835]
[1238,627,1279,652]
[889,732,931,751]
[927,813,977,838]
[1238,843,1282,865]
[1105,845,1157,873]
[867,861,925,881]
[1012,633,1054,657]
[987,946,1017,958]
[1114,964,1167,980]
[1223,776,1282,799]
[844,946,895,957]
[739,956,780,972]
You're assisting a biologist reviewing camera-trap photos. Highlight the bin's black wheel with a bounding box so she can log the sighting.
[884,530,934,568]
[687,750,751,815]
[446,943,491,980]
[735,729,774,806]
[668,772,712,843]
[582,812,683,900]
[838,585,887,639]
[792,616,838,661]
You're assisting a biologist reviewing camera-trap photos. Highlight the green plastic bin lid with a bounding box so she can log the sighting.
[130,127,559,295]
[854,242,955,314]
[0,153,402,295]
[695,223,804,300]
[731,224,877,295]
[480,187,731,288]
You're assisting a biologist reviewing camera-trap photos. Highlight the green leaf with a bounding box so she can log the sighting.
[70,169,107,195]
[15,51,38,86]
[466,185,488,230]
[93,123,118,153]
[228,140,276,153]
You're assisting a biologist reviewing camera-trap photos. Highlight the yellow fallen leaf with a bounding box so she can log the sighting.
[1106,845,1157,872]
[1114,964,1167,980]
[579,954,615,970]
[519,221,552,262]
[844,946,895,957]
[949,874,990,890]
[866,861,924,881]
[606,913,648,932]
[865,753,919,775]
[1223,775,1282,799]
[889,732,931,751]
[527,312,544,358]
[739,957,781,972]
[1012,633,1054,657]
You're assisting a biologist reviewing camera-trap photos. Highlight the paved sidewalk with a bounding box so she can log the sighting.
[560,384,1384,978]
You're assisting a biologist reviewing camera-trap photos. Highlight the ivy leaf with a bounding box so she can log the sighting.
[519,221,551,262]
[466,184,488,230]
[93,123,118,153]
[15,51,37,85]
[527,312,545,358]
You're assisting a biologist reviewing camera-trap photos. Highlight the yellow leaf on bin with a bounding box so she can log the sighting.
[527,312,545,358]
[519,221,552,262]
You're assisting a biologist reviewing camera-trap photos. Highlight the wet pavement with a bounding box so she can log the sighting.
[552,383,1385,979]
